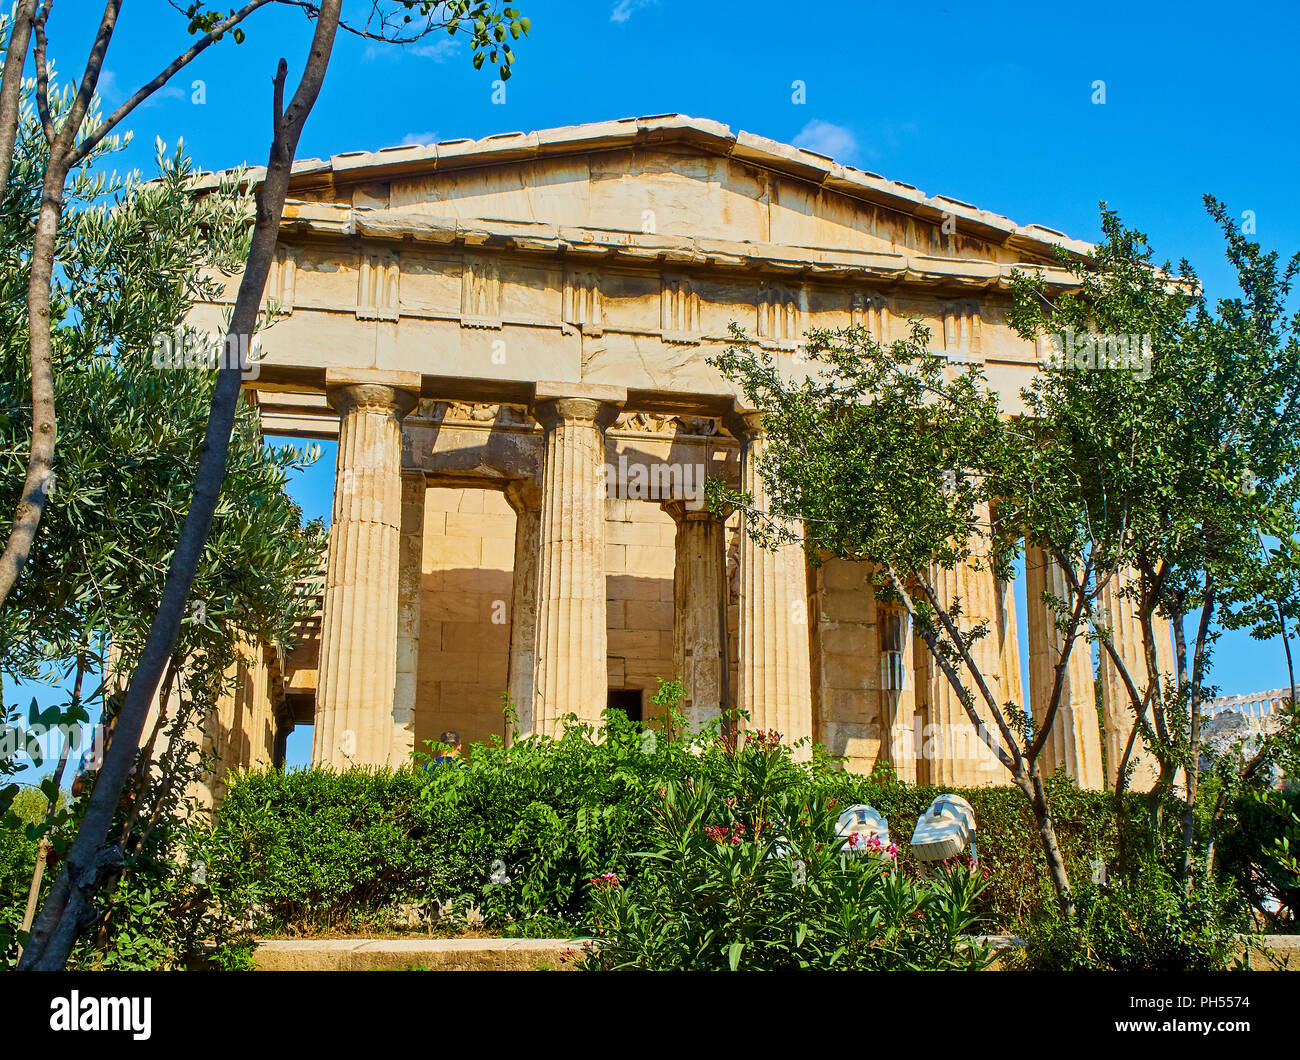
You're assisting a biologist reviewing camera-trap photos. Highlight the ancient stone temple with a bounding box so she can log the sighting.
[187,115,1173,799]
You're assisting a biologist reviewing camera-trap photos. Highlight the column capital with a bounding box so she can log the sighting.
[326,368,421,418]
[531,382,626,431]
[662,498,729,524]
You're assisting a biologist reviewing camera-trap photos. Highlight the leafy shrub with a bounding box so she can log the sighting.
[210,715,1156,938]
[59,754,263,971]
[1215,786,1300,929]
[1018,868,1247,971]
[0,812,38,962]
[217,711,715,932]
[214,765,445,933]
[583,734,991,970]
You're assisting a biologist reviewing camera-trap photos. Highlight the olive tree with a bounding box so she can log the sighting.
[0,101,326,961]
[13,0,531,970]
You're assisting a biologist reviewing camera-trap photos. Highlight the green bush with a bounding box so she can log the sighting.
[1214,787,1300,930]
[217,711,714,932]
[1018,868,1248,971]
[0,817,38,960]
[210,714,1159,937]
[583,735,991,970]
[0,787,56,963]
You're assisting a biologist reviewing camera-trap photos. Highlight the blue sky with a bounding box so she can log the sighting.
[8,0,1298,772]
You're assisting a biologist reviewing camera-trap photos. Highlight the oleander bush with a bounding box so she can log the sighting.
[581,733,992,970]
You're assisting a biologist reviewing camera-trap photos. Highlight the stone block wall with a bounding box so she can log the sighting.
[416,487,516,753]
[809,558,887,773]
[603,498,676,718]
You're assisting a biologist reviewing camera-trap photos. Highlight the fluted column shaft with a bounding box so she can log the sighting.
[1097,567,1173,792]
[313,377,419,768]
[505,479,542,738]
[531,391,622,735]
[392,470,426,762]
[996,574,1025,725]
[734,413,814,753]
[1026,546,1104,789]
[664,501,729,729]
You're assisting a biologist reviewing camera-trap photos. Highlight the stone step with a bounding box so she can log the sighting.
[251,937,586,972]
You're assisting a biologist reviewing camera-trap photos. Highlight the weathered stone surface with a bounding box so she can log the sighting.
[732,412,814,754]
[663,501,728,727]
[251,937,583,972]
[1097,567,1173,793]
[530,387,625,734]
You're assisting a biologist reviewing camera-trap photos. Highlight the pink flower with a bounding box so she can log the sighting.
[745,729,783,751]
[705,823,747,845]
[590,872,621,889]
[886,843,898,859]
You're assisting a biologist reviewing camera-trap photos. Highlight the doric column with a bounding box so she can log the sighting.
[1097,567,1172,792]
[918,507,1008,786]
[663,500,729,729]
[730,409,814,754]
[313,370,419,768]
[530,384,625,736]
[1025,546,1104,789]
[392,470,426,762]
[504,478,542,738]
[996,574,1025,725]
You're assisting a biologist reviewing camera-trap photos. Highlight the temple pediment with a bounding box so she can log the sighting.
[203,114,1088,273]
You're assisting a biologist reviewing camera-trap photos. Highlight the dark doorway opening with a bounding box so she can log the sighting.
[607,688,643,724]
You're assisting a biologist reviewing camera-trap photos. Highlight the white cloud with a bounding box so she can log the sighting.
[96,70,120,102]
[792,119,858,162]
[399,131,439,147]
[141,84,186,108]
[364,37,460,62]
[611,0,657,23]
